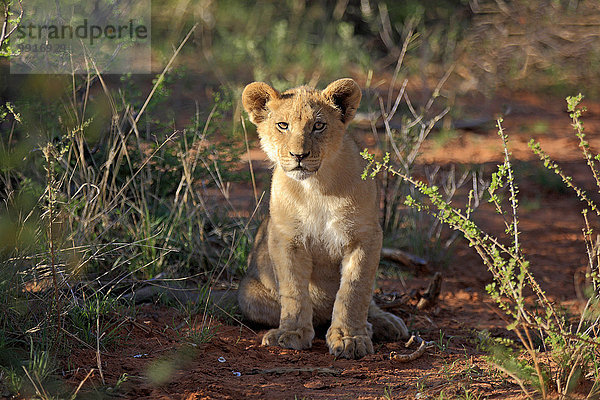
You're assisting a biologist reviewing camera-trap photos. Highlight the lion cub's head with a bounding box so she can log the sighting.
[242,79,361,181]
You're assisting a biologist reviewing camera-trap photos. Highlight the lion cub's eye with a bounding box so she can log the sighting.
[313,121,326,131]
[276,122,289,130]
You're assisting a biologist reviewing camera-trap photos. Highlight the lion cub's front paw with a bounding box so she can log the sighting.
[262,327,314,350]
[326,326,374,359]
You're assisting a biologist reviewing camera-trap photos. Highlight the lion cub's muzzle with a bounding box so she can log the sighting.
[280,151,321,181]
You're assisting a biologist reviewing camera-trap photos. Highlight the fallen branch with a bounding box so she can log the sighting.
[124,284,237,309]
[381,247,428,269]
[389,334,435,362]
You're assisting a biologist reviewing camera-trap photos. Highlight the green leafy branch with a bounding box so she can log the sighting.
[362,104,600,397]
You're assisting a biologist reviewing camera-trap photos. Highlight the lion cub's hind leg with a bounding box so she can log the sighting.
[368,302,409,342]
[238,276,280,327]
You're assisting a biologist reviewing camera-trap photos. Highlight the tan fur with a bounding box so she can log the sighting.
[238,79,409,359]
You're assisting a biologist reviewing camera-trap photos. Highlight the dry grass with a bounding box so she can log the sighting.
[0,25,259,397]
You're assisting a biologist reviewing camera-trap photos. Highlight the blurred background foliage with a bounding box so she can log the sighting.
[153,0,473,89]
[148,0,600,94]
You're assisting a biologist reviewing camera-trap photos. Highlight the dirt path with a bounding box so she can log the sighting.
[62,91,599,399]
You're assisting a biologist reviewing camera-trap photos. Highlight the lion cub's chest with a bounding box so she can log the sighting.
[294,184,354,257]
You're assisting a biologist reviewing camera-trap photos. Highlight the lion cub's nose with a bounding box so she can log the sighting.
[290,151,310,162]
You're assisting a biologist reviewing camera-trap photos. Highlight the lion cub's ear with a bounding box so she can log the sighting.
[322,78,362,124]
[242,82,280,125]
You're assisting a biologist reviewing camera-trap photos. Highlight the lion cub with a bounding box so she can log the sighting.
[239,78,409,359]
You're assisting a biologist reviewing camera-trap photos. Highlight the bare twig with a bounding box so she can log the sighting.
[390,335,434,362]
[135,23,198,125]
[70,369,95,400]
[387,30,413,110]
[22,366,48,400]
[0,0,23,50]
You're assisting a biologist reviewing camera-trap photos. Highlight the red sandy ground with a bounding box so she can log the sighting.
[63,91,600,399]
